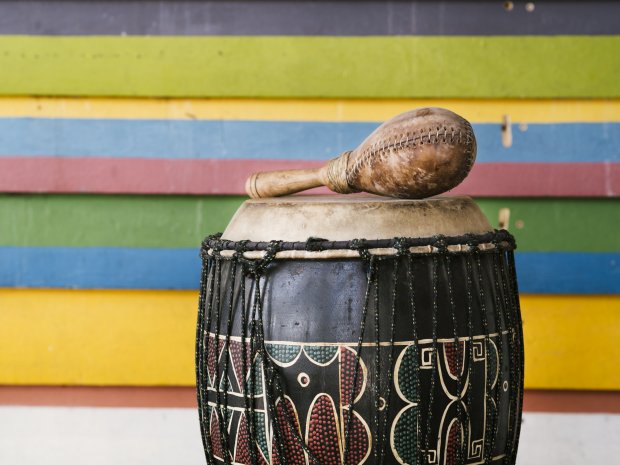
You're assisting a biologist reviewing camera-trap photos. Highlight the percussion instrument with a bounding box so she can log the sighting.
[196,196,523,465]
[245,107,476,199]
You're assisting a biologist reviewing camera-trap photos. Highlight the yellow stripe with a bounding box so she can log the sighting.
[1,289,618,389]
[521,295,620,390]
[0,289,198,386]
[1,97,620,123]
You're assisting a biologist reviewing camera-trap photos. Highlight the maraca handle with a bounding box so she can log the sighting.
[245,168,324,199]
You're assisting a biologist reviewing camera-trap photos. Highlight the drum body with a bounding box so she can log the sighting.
[197,197,523,465]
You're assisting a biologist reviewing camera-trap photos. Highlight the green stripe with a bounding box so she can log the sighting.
[477,199,620,252]
[1,195,618,252]
[0,36,618,97]
[0,195,243,248]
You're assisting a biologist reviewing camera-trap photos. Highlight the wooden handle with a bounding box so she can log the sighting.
[245,168,324,198]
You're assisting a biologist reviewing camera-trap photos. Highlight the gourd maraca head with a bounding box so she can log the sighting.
[345,107,477,199]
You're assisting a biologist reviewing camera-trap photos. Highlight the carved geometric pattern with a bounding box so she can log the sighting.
[473,341,485,361]
[421,347,435,368]
[470,439,483,459]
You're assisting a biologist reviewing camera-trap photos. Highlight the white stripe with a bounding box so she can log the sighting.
[0,408,617,465]
[516,412,620,464]
[0,406,204,465]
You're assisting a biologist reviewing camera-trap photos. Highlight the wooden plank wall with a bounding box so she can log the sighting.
[0,1,618,414]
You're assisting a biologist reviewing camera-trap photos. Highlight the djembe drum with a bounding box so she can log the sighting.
[196,196,523,465]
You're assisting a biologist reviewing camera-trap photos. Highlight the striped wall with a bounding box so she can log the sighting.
[0,2,618,463]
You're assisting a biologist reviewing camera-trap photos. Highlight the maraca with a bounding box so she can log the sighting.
[245,107,476,199]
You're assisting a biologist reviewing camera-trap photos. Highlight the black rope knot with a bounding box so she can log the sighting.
[464,233,480,253]
[210,245,224,259]
[249,240,283,276]
[496,229,517,250]
[431,235,448,254]
[350,238,372,261]
[393,237,410,256]
[305,237,328,252]
[233,240,249,259]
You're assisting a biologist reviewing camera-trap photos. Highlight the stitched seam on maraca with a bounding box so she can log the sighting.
[348,125,474,183]
[346,124,475,186]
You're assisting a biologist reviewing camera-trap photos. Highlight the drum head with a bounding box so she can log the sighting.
[222,195,492,242]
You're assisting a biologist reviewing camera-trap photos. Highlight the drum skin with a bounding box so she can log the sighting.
[197,198,523,465]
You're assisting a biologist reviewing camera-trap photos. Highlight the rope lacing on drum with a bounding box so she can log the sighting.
[202,230,516,255]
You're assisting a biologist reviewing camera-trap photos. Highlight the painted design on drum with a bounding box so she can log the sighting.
[229,339,252,393]
[443,419,463,465]
[339,347,371,465]
[392,343,419,465]
[248,358,265,397]
[234,412,270,465]
[208,340,371,465]
[206,332,509,465]
[391,335,507,465]
[206,336,226,388]
[307,394,342,465]
[266,343,303,367]
[209,407,225,460]
[304,345,339,365]
[272,397,305,465]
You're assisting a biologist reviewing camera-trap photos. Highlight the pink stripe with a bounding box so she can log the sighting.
[453,162,620,197]
[0,157,618,197]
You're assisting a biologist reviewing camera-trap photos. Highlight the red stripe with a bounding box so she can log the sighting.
[0,157,618,197]
[1,386,619,413]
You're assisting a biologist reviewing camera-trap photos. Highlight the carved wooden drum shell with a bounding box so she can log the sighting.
[197,197,523,465]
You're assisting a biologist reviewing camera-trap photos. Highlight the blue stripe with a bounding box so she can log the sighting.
[515,252,620,294]
[0,118,618,162]
[0,247,200,290]
[1,247,618,293]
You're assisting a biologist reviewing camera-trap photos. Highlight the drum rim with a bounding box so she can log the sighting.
[202,229,515,260]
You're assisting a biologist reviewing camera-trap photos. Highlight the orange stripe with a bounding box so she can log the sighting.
[1,386,619,413]
[0,386,196,408]
[523,390,620,414]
